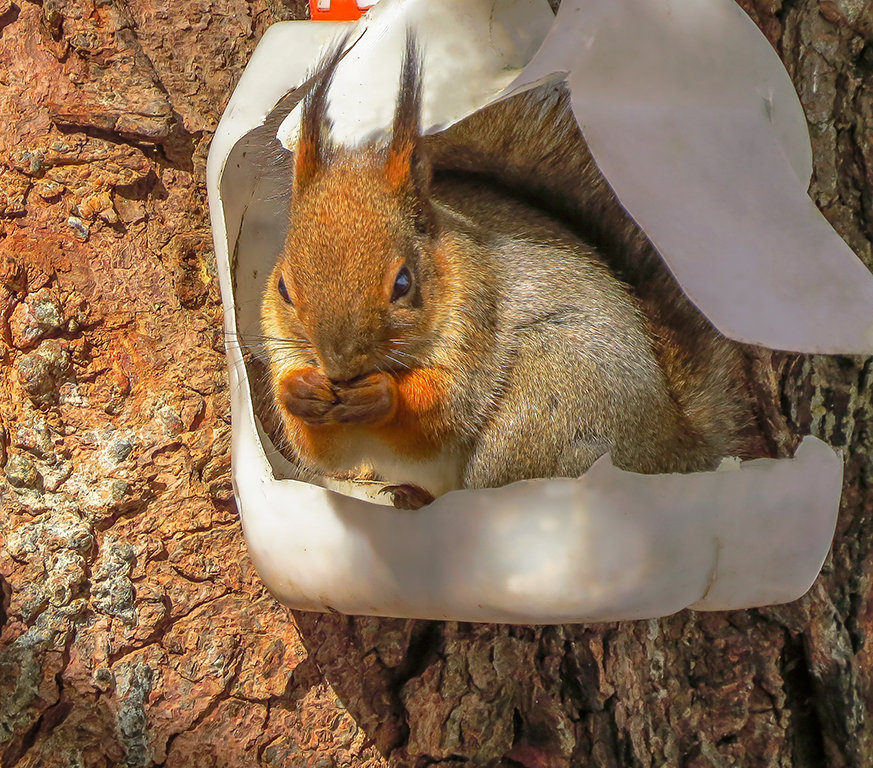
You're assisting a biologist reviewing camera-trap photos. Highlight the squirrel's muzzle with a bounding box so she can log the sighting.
[317,337,376,383]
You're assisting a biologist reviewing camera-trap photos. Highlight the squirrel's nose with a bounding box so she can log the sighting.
[320,341,372,382]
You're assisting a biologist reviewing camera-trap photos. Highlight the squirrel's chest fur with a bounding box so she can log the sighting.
[283,360,469,495]
[338,431,462,497]
[294,420,464,496]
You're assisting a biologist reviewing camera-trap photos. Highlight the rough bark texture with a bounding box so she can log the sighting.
[1,1,872,766]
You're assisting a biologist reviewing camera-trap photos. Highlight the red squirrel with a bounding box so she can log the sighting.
[260,37,751,509]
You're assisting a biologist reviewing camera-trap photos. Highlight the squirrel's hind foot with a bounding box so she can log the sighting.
[380,484,435,510]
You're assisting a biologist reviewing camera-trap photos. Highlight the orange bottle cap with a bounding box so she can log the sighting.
[309,0,377,21]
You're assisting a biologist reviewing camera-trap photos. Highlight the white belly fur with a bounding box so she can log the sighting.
[330,433,463,499]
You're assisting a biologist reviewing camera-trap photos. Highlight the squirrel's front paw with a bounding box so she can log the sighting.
[279,367,337,425]
[380,484,435,510]
[279,368,396,426]
[331,372,396,424]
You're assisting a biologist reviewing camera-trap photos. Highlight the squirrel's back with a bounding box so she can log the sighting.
[430,173,749,480]
[427,84,754,468]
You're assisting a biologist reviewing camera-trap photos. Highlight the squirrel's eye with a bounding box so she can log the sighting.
[277,275,293,305]
[391,266,412,302]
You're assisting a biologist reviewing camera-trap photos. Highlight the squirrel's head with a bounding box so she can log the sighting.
[263,35,439,384]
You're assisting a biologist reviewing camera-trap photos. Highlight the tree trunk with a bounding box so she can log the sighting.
[1,1,871,766]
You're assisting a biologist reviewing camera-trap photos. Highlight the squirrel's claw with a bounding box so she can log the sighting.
[380,484,435,510]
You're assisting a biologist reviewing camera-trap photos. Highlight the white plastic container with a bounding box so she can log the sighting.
[206,0,871,623]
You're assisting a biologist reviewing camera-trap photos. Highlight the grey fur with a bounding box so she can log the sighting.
[423,176,739,487]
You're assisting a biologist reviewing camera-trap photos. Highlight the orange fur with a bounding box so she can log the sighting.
[295,138,320,190]
[385,144,413,190]
[280,366,452,466]
[291,423,349,468]
[374,367,452,458]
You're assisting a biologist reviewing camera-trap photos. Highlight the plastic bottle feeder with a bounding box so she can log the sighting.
[206,0,873,623]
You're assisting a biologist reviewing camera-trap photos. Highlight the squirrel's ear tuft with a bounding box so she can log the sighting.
[295,35,349,192]
[386,33,427,194]
[294,134,320,192]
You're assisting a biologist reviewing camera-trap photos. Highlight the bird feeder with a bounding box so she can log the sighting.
[206,0,873,623]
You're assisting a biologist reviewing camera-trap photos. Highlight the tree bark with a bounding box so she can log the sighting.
[1,1,872,766]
